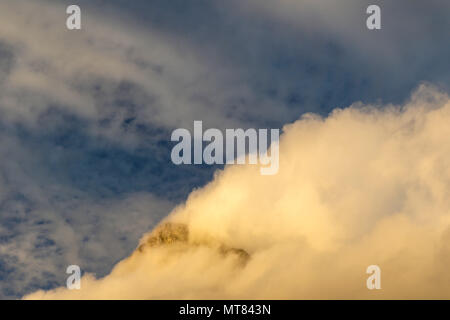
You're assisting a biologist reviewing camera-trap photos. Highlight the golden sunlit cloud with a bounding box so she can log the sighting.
[24,84,450,299]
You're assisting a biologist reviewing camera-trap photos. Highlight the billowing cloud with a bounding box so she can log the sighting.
[24,85,450,299]
[1,0,448,300]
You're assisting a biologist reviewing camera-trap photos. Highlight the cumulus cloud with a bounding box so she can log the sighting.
[2,0,448,300]
[24,85,450,299]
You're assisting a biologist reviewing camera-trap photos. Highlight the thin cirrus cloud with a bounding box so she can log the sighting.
[25,85,450,299]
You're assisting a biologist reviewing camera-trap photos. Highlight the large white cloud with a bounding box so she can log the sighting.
[24,85,450,299]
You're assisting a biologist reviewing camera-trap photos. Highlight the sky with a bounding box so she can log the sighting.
[0,0,449,299]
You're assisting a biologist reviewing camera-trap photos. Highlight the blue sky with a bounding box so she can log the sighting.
[0,0,449,298]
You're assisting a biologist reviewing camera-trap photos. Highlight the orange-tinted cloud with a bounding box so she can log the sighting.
[25,85,450,299]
